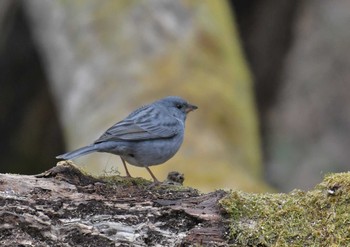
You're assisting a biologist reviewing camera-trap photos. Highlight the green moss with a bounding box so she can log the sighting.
[220,172,350,246]
[98,174,151,187]
[97,174,194,193]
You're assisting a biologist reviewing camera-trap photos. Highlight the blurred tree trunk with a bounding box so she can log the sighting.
[265,0,350,191]
[233,0,350,191]
[231,0,300,138]
[0,0,65,174]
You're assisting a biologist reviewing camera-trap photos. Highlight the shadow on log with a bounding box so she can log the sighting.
[0,161,229,246]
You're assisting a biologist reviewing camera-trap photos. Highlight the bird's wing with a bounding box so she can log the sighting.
[94,105,179,143]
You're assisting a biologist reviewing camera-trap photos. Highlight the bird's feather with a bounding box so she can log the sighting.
[94,104,179,143]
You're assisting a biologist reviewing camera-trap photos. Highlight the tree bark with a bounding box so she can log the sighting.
[0,162,228,246]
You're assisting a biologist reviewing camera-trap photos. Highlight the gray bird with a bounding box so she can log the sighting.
[56,96,197,182]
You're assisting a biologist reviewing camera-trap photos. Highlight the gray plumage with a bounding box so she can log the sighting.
[56,96,197,182]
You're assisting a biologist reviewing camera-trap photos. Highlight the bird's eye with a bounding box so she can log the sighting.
[176,104,183,109]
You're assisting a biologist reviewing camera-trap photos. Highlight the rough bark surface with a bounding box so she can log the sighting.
[0,162,228,246]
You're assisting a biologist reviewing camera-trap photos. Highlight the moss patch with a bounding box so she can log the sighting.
[220,172,350,246]
[99,174,151,187]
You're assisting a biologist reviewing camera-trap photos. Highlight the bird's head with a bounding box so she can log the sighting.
[157,96,198,121]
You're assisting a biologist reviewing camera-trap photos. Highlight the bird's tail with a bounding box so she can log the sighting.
[56,145,97,160]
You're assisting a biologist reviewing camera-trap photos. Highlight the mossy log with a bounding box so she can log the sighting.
[1,161,350,246]
[0,161,228,246]
[221,172,350,246]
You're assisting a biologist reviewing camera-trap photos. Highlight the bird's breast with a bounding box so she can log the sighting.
[121,133,184,167]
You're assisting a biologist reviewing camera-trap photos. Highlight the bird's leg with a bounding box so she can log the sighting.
[120,157,132,177]
[145,167,160,183]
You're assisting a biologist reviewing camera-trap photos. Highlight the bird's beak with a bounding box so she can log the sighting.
[185,103,198,113]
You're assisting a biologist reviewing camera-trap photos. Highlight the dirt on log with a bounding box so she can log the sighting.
[0,161,229,246]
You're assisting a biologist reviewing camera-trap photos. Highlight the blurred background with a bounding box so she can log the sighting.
[1,0,349,192]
